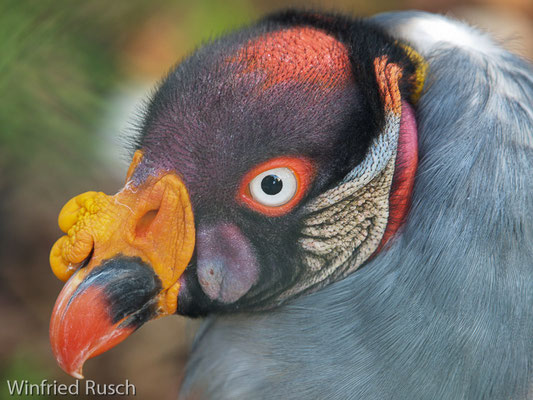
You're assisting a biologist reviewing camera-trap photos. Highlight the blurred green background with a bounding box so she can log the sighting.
[0,0,531,399]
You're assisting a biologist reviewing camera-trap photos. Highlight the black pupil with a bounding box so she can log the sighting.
[261,175,283,195]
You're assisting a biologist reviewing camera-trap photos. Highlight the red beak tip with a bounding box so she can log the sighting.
[54,350,87,380]
[71,370,84,380]
[64,366,85,380]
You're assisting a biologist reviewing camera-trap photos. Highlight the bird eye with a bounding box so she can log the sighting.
[249,168,297,207]
[237,156,315,217]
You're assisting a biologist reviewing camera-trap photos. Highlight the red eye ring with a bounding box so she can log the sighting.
[237,156,316,217]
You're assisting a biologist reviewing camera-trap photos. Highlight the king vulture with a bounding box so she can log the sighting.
[48,9,533,400]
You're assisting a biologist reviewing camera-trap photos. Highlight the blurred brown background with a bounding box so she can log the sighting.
[0,0,531,399]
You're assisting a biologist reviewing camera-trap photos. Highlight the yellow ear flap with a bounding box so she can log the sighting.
[398,43,428,104]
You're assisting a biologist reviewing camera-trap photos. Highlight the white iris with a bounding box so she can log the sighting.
[249,167,297,207]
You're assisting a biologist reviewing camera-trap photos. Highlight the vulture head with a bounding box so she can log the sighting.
[48,9,533,399]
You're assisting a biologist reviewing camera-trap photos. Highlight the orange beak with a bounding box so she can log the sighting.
[49,151,195,378]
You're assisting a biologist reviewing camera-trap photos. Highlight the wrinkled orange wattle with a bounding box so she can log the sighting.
[49,150,195,378]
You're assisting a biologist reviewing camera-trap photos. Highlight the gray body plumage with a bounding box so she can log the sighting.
[180,12,533,399]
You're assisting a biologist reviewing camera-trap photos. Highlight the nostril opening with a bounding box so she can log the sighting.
[135,209,159,237]
[79,247,94,270]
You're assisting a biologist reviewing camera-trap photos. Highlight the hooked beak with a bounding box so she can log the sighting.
[49,151,195,378]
